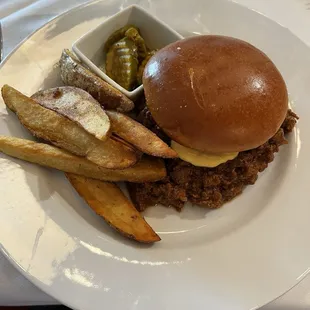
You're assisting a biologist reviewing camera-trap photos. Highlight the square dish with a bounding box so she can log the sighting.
[73,5,183,99]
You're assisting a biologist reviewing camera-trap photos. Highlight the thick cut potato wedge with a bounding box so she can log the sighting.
[32,86,110,141]
[107,110,178,158]
[0,136,166,182]
[59,49,134,112]
[2,85,137,169]
[66,173,160,243]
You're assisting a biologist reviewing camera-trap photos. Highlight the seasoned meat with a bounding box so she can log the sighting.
[282,109,299,133]
[137,107,170,143]
[128,110,298,211]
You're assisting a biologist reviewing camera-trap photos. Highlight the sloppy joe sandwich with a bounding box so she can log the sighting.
[129,35,298,211]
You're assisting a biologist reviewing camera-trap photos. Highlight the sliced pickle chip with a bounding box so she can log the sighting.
[106,37,139,91]
[104,25,155,90]
[124,27,147,60]
[137,50,157,84]
[104,25,135,52]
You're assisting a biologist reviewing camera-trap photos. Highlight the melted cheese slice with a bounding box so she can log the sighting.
[171,141,238,168]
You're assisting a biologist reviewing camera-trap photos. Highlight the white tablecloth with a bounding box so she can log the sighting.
[1,0,310,308]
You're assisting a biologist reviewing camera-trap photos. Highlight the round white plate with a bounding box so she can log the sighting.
[0,0,309,309]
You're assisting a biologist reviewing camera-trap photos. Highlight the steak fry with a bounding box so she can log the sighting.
[0,136,166,182]
[32,86,111,141]
[59,49,134,112]
[66,173,160,243]
[2,85,137,169]
[107,110,178,158]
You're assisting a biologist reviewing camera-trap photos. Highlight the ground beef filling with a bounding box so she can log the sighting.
[128,110,298,211]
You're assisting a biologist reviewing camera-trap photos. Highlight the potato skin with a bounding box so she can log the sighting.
[0,136,167,182]
[66,173,161,243]
[2,84,137,169]
[60,49,134,112]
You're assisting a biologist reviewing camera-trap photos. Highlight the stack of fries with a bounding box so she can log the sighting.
[0,50,178,243]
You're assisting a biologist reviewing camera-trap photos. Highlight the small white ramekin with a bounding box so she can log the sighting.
[72,5,183,100]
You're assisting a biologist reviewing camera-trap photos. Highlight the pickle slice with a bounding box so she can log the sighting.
[104,25,135,52]
[137,50,157,84]
[125,27,147,60]
[106,37,139,91]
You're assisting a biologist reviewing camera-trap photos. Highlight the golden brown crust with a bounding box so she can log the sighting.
[107,110,177,158]
[0,136,166,182]
[143,35,288,153]
[66,174,160,243]
[2,85,137,169]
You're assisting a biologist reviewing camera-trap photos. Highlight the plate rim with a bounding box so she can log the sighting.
[0,1,309,309]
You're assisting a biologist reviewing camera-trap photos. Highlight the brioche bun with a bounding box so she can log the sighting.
[143,35,288,153]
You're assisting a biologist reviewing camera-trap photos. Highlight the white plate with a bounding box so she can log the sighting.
[0,1,309,309]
